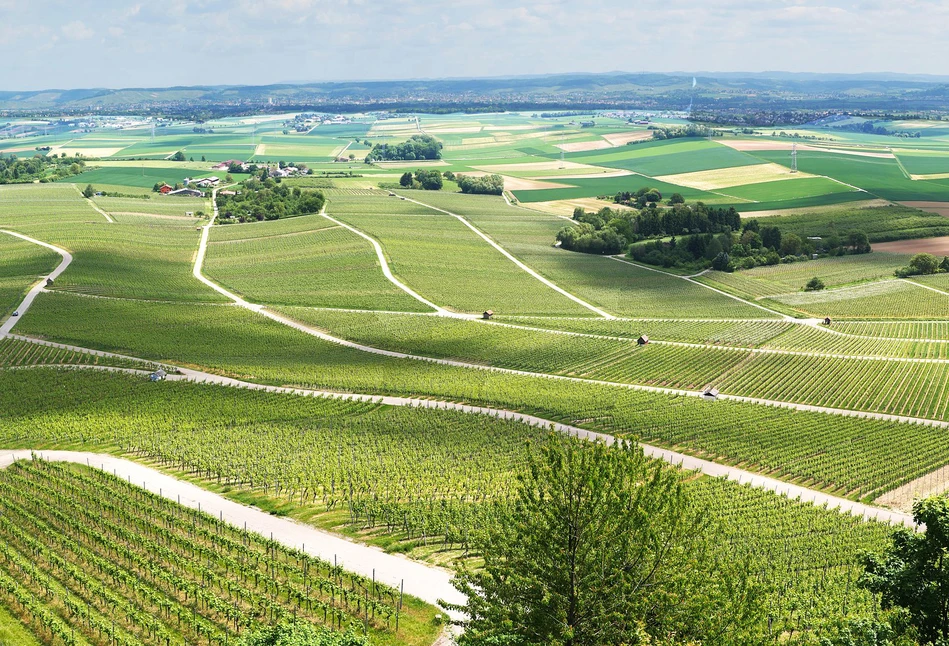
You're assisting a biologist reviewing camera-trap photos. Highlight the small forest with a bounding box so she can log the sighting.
[217,179,325,223]
[365,134,442,162]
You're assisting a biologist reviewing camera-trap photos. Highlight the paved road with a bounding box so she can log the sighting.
[0,450,466,616]
[0,230,72,336]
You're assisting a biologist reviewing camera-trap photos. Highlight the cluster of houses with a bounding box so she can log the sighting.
[210,160,307,178]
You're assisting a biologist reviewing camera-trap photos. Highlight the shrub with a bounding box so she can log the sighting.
[804,277,826,291]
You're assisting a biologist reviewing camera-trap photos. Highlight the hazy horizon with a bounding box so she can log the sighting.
[2,0,947,91]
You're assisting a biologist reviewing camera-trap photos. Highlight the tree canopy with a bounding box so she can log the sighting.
[365,134,442,162]
[238,621,368,646]
[457,173,504,195]
[859,495,949,645]
[444,435,762,646]
[218,180,325,223]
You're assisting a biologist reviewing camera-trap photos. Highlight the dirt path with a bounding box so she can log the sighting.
[0,231,72,335]
[71,185,114,223]
[319,211,451,316]
[0,450,466,616]
[398,192,615,319]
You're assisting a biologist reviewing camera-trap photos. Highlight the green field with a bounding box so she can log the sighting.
[63,166,214,188]
[206,216,432,311]
[327,193,592,315]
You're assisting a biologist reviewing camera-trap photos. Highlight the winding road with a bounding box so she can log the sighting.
[0,230,72,335]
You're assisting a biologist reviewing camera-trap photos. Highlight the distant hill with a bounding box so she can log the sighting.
[3,71,949,115]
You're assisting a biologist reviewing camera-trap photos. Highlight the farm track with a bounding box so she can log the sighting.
[398,192,615,319]
[608,255,793,319]
[72,184,114,223]
[0,362,918,531]
[0,230,72,336]
[318,210,456,316]
[483,318,949,364]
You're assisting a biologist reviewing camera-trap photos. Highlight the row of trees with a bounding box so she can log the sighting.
[365,134,442,162]
[557,198,742,259]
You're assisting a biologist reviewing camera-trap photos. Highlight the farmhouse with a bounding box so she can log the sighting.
[158,184,173,194]
[167,188,203,197]
[212,160,246,171]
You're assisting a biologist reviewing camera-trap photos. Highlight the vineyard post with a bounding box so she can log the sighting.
[396,579,403,632]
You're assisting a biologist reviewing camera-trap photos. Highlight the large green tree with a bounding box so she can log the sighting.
[859,496,949,644]
[444,436,763,646]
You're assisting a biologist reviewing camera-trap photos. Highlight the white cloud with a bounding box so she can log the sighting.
[61,20,94,40]
[3,0,949,89]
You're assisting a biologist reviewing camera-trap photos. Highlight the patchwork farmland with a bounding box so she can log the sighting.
[3,107,949,644]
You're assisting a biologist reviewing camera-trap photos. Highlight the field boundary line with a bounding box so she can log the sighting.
[398,192,615,319]
[0,230,72,336]
[71,185,114,223]
[608,255,792,320]
[905,277,949,297]
[319,210,449,315]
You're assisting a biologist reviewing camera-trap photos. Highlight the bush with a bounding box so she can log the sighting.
[910,253,939,275]
[805,277,826,291]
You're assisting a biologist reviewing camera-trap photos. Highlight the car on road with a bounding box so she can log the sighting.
[11,311,18,316]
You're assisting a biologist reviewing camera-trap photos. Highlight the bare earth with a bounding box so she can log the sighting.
[876,464,949,512]
[720,140,894,158]
[873,235,949,255]
[602,130,653,146]
[501,175,573,191]
[742,199,891,218]
[902,201,949,217]
[254,143,266,156]
[556,139,613,152]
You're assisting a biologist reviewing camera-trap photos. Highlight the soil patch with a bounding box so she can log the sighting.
[556,139,612,153]
[901,201,949,218]
[720,140,893,158]
[873,236,949,255]
[602,130,653,146]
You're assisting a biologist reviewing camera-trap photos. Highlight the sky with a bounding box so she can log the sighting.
[1,0,948,90]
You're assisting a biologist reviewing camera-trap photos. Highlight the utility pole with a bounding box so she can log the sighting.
[791,143,798,173]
